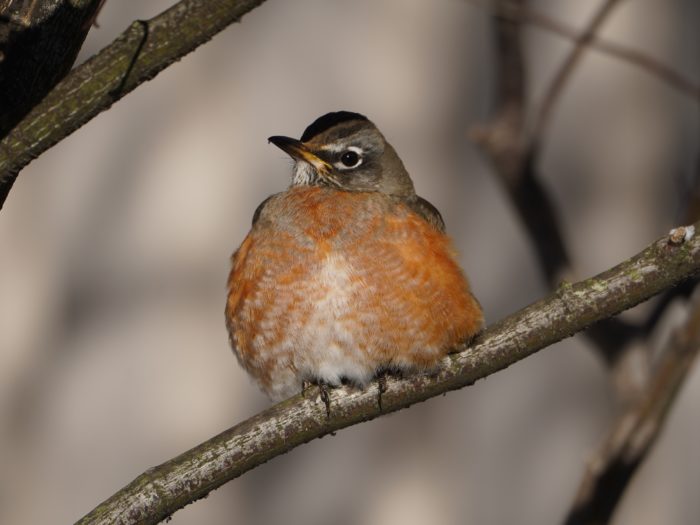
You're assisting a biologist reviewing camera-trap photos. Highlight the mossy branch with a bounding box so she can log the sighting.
[0,0,268,209]
[76,223,700,525]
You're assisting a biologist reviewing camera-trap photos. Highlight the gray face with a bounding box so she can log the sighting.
[287,119,417,199]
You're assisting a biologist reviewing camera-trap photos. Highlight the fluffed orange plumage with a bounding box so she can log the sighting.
[227,111,483,401]
[226,186,483,400]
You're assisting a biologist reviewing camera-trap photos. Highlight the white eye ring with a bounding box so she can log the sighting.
[335,146,363,169]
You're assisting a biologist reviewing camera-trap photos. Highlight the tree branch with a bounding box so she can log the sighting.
[471,0,570,286]
[564,281,700,525]
[472,0,659,364]
[0,0,268,210]
[471,3,700,516]
[0,0,102,136]
[478,0,700,102]
[76,223,700,525]
[530,0,624,144]
[0,0,104,204]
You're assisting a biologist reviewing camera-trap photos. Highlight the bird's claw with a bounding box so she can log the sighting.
[301,379,332,419]
[377,372,388,412]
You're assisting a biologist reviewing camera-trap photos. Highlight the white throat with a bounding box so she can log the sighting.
[292,161,319,186]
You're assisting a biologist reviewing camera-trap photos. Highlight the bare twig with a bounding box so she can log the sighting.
[471,0,571,286]
[475,4,700,521]
[564,288,700,525]
[76,224,700,525]
[563,164,700,524]
[0,0,268,210]
[467,0,700,102]
[472,0,656,364]
[639,156,700,352]
[531,0,625,145]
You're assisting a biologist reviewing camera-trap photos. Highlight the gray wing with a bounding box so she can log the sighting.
[407,196,446,233]
[251,195,274,226]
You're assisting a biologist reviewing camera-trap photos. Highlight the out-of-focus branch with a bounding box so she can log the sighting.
[563,288,700,525]
[563,158,700,525]
[473,2,697,522]
[76,225,700,525]
[472,0,653,365]
[681,154,700,226]
[531,0,624,145]
[482,0,700,102]
[471,0,571,285]
[0,0,268,210]
[467,0,700,103]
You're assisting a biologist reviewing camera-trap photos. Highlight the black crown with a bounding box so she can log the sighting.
[300,111,368,142]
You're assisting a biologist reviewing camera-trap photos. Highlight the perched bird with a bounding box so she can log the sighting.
[226,111,484,402]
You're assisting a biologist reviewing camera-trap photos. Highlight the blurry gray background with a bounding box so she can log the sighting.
[0,0,698,524]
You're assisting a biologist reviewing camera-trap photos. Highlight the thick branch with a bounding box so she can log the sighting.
[0,0,102,137]
[564,286,700,525]
[0,0,103,205]
[76,224,700,525]
[0,0,268,209]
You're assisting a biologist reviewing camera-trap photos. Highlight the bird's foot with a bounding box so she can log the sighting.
[377,372,387,412]
[319,382,331,419]
[301,379,312,399]
[375,369,401,412]
[300,379,332,419]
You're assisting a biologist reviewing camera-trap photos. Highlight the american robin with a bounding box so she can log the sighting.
[226,111,484,403]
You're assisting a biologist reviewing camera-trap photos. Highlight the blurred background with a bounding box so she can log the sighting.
[0,0,698,523]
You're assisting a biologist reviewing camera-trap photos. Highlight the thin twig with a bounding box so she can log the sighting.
[0,0,269,210]
[76,224,700,525]
[476,2,697,520]
[640,155,700,347]
[564,289,700,525]
[471,0,571,286]
[472,0,655,364]
[467,0,700,102]
[88,0,109,28]
[530,0,625,145]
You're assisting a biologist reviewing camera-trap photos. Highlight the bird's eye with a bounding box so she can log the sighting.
[339,148,362,168]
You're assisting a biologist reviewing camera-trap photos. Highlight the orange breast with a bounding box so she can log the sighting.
[226,186,483,399]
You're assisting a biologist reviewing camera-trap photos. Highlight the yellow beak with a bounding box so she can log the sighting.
[268,136,332,173]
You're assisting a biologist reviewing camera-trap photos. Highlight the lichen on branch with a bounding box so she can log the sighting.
[76,223,700,525]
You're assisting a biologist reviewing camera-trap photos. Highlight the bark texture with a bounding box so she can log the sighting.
[76,224,700,525]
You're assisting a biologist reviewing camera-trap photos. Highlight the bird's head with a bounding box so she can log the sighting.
[269,111,416,199]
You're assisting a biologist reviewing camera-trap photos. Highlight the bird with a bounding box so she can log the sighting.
[226,111,484,404]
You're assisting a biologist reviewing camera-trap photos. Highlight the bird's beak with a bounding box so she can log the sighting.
[268,136,332,174]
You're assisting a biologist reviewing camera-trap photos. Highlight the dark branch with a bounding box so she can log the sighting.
[0,0,268,210]
[0,0,102,137]
[0,0,104,204]
[471,0,570,286]
[467,0,700,102]
[76,224,700,525]
[564,289,700,525]
[530,0,624,144]
[510,151,570,283]
[472,0,663,364]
